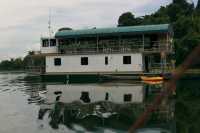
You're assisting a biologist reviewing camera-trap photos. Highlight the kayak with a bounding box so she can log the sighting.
[140,76,164,81]
[143,80,163,85]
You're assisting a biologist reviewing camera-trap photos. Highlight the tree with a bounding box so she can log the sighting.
[173,0,187,5]
[173,0,193,9]
[173,16,193,38]
[0,58,24,70]
[118,12,140,26]
[196,0,200,13]
[167,0,194,22]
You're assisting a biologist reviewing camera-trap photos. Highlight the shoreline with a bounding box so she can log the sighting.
[0,70,25,73]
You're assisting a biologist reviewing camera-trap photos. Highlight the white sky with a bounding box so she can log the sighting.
[0,0,197,60]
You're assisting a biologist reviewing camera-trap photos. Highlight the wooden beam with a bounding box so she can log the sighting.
[97,35,99,52]
[142,34,145,50]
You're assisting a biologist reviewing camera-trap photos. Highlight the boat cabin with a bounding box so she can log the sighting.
[30,24,174,79]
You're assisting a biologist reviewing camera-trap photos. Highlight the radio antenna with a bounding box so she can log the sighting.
[48,9,52,46]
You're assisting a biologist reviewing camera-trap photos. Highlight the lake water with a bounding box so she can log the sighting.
[0,72,180,133]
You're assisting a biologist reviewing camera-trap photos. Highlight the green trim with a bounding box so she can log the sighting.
[40,73,163,83]
[41,74,111,83]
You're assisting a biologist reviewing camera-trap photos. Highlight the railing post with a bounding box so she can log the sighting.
[119,35,121,52]
[97,35,99,53]
[142,34,145,51]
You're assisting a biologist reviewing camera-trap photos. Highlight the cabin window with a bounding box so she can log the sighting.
[54,58,61,66]
[42,40,49,47]
[123,56,131,64]
[124,94,132,102]
[81,57,88,65]
[50,39,56,47]
[105,56,108,65]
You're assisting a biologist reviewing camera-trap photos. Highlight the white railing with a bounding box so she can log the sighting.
[58,42,173,54]
[149,63,174,73]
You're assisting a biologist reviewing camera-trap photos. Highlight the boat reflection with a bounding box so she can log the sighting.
[37,82,174,133]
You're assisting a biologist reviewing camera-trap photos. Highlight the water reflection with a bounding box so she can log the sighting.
[2,73,200,133]
[35,82,174,133]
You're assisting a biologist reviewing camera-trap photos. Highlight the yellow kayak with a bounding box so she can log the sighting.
[140,76,164,81]
[143,80,163,85]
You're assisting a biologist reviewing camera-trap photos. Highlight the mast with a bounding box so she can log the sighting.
[48,9,52,47]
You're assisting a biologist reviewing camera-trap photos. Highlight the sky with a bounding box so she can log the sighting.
[0,0,198,60]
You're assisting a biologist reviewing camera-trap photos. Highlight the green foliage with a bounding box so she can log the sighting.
[0,58,24,70]
[176,80,200,133]
[196,0,200,13]
[118,12,141,26]
[0,51,45,71]
[175,33,200,65]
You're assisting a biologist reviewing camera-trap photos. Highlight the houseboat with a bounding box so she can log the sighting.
[27,24,174,82]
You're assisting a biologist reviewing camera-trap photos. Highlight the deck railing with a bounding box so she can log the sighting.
[58,41,173,54]
[149,63,174,73]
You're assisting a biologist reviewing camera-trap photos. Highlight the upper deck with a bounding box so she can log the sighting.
[41,24,174,55]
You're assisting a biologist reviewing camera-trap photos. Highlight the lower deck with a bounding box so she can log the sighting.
[27,52,174,82]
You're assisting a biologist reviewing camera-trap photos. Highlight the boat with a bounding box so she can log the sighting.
[140,76,164,81]
[143,80,163,85]
[26,24,174,82]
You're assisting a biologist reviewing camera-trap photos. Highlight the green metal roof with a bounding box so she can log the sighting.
[55,24,172,38]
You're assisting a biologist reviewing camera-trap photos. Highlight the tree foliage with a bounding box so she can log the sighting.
[0,58,24,70]
[0,51,45,71]
[118,12,141,26]
[196,0,200,10]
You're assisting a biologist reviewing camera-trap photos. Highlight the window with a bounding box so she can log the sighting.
[42,40,49,47]
[42,39,56,47]
[81,57,88,65]
[105,56,108,65]
[123,56,131,64]
[54,58,61,66]
[124,94,132,102]
[50,39,56,47]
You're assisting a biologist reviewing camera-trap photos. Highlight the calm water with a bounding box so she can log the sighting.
[0,72,178,133]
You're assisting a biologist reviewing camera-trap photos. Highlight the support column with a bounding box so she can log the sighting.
[74,38,78,53]
[161,52,166,74]
[56,39,59,53]
[75,38,77,44]
[142,34,145,51]
[166,33,169,51]
[119,35,121,52]
[97,35,99,52]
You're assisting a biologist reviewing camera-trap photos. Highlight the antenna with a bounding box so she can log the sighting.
[48,9,51,47]
[49,9,53,36]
